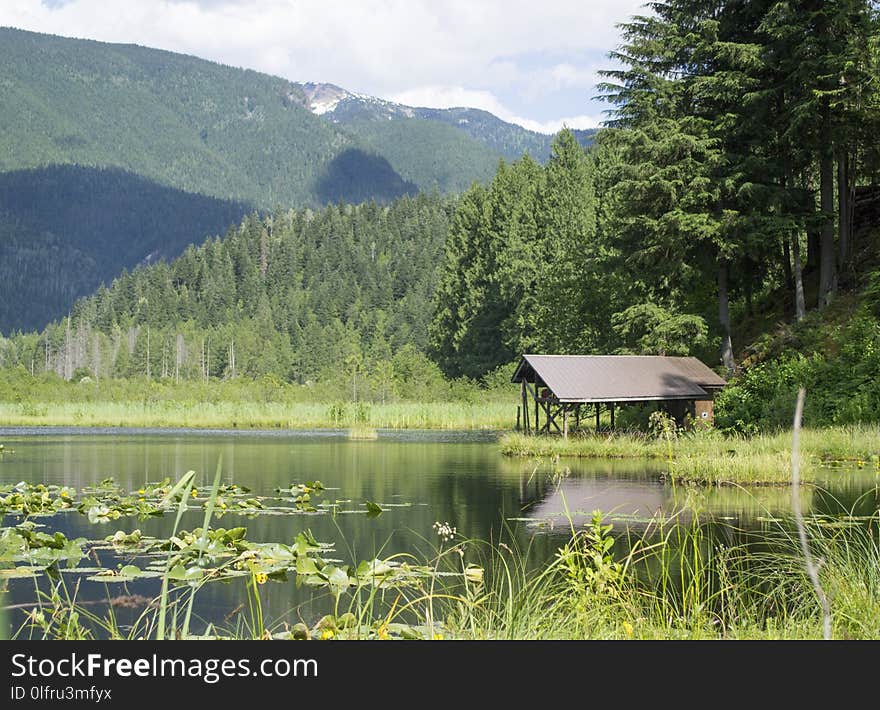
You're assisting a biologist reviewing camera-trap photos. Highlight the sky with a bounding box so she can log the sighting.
[0,0,648,133]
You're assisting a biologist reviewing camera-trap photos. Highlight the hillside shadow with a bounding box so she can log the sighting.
[315,148,418,205]
[0,165,251,333]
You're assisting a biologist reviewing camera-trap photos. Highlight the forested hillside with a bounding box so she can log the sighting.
[0,27,565,208]
[429,0,880,428]
[0,27,565,332]
[0,194,452,399]
[0,166,247,333]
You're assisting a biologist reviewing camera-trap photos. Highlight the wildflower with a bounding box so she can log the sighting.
[433,633,444,640]
[191,488,198,498]
[138,489,145,496]
[433,521,456,542]
[622,621,634,638]
[320,629,334,640]
[255,572,268,584]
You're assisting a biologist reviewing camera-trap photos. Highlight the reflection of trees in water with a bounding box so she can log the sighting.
[3,435,878,636]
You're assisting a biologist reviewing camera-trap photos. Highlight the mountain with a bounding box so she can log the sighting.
[0,27,388,209]
[0,27,593,332]
[297,82,597,164]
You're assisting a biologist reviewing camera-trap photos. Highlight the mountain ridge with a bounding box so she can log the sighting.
[0,26,595,332]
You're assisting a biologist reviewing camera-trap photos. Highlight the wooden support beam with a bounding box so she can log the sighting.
[563,405,569,439]
[610,402,615,430]
[596,402,600,432]
[534,379,539,433]
[541,399,563,434]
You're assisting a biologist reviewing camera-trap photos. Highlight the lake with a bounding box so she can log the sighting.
[1,427,878,638]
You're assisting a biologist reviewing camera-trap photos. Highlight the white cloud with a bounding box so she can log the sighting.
[2,0,647,126]
[515,115,602,134]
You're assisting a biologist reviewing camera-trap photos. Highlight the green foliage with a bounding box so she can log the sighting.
[430,130,611,377]
[0,194,457,396]
[612,303,708,356]
[716,308,880,431]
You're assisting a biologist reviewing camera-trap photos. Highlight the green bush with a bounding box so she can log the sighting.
[716,310,880,431]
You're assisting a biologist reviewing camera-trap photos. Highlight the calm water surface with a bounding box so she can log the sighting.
[1,427,878,635]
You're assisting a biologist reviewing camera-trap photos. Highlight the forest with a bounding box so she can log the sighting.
[2,1,880,431]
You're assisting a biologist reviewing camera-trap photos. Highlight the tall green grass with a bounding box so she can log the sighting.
[15,508,880,640]
[499,427,880,484]
[0,400,515,430]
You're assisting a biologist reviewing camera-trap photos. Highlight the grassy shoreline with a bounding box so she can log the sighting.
[0,400,514,430]
[500,428,880,485]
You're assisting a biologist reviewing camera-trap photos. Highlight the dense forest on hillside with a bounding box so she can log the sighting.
[0,165,249,332]
[0,194,452,399]
[0,27,588,332]
[2,2,880,432]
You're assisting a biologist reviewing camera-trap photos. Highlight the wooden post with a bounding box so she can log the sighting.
[516,405,521,432]
[596,403,600,432]
[563,406,569,439]
[575,404,581,432]
[534,378,539,433]
[610,403,615,431]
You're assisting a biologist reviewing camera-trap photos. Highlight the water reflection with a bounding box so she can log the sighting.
[1,429,877,636]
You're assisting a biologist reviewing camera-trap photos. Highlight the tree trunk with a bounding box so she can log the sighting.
[806,223,820,272]
[838,150,851,271]
[792,233,806,322]
[818,101,837,309]
[782,235,793,293]
[718,257,735,374]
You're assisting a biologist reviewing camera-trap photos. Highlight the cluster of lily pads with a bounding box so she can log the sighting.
[1,475,484,639]
[0,477,379,522]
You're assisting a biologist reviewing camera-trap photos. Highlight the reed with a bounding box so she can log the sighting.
[0,400,515,430]
[499,427,880,485]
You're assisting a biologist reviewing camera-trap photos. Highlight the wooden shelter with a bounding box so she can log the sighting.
[511,354,727,436]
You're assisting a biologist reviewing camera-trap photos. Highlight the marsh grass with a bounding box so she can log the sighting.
[499,426,880,485]
[0,400,514,430]
[347,424,379,440]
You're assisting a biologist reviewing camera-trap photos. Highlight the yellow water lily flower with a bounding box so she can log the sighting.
[255,572,268,584]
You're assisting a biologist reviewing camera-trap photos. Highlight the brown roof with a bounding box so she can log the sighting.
[511,354,727,403]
